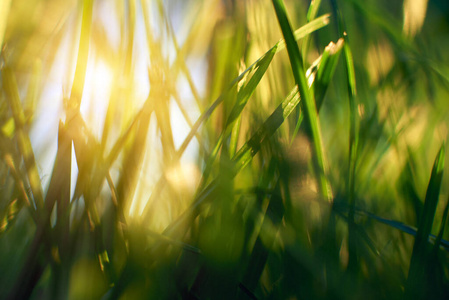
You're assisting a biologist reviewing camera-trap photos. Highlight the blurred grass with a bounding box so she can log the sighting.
[1,0,449,299]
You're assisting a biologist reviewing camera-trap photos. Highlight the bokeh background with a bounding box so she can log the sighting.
[1,0,449,299]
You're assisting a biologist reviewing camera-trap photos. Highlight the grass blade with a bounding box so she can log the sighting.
[272,0,331,201]
[238,178,285,299]
[434,195,449,252]
[68,0,93,112]
[200,45,277,184]
[405,144,445,300]
[141,16,331,217]
[301,0,323,64]
[2,66,44,211]
[314,38,345,111]
[347,207,449,252]
[175,14,331,162]
[330,0,360,272]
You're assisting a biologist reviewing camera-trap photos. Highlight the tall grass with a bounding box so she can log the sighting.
[1,0,449,299]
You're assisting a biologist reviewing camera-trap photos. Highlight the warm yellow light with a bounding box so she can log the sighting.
[80,58,114,140]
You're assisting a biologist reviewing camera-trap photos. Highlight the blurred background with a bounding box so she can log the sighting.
[1,0,449,299]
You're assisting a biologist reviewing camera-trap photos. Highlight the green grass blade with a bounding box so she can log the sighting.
[331,0,360,272]
[175,14,330,160]
[301,0,323,64]
[226,45,277,130]
[345,32,359,276]
[232,86,300,175]
[158,71,310,243]
[271,0,331,201]
[200,45,278,185]
[348,208,449,252]
[405,144,445,300]
[142,17,331,217]
[229,115,241,158]
[238,178,285,299]
[314,38,345,111]
[434,195,449,251]
[232,45,344,176]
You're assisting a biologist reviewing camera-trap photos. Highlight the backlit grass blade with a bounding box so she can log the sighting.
[232,41,344,179]
[405,144,445,300]
[2,66,44,211]
[68,0,93,112]
[301,0,323,64]
[227,45,277,130]
[286,35,343,150]
[200,45,277,184]
[175,14,330,160]
[24,60,41,126]
[272,0,331,201]
[105,100,154,169]
[314,38,344,111]
[0,145,32,212]
[115,100,153,217]
[232,86,300,175]
[157,72,311,243]
[101,0,135,153]
[142,17,330,217]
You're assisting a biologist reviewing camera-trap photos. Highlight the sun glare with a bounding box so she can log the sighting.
[80,58,113,140]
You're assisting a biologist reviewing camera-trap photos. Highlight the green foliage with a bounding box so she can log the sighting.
[1,0,449,299]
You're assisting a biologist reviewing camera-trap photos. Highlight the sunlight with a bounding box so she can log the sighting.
[80,58,113,140]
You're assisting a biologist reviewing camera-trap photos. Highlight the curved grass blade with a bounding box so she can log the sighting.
[405,144,445,300]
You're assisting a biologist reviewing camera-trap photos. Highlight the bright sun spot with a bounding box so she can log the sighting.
[80,58,114,140]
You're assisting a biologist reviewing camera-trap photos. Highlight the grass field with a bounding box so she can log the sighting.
[1,0,449,299]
